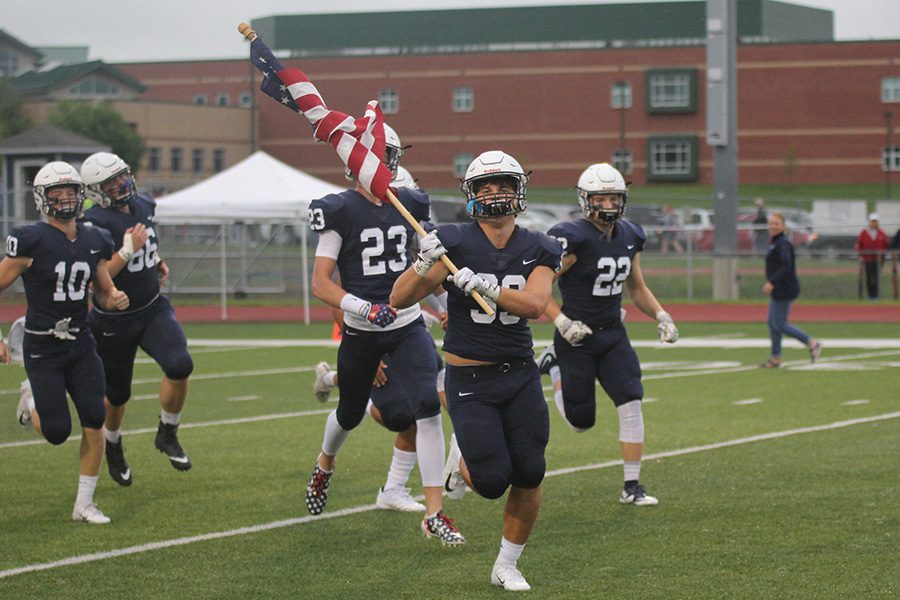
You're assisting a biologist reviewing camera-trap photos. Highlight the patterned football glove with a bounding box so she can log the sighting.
[367,303,398,328]
[413,231,448,277]
[553,313,593,345]
[656,311,679,343]
[447,267,501,301]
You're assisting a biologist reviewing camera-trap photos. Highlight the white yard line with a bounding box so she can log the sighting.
[1,411,898,580]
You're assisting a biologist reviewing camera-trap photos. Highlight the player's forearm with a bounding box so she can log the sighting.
[391,267,440,309]
[106,253,128,278]
[542,296,562,321]
[311,274,350,309]
[630,285,664,319]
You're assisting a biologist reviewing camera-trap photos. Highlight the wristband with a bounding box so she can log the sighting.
[340,294,372,318]
[655,310,670,321]
[553,313,571,330]
[118,232,135,262]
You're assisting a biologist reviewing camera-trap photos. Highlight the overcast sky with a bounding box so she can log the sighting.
[3,0,899,63]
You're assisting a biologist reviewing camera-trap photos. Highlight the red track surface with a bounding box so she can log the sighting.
[4,302,895,324]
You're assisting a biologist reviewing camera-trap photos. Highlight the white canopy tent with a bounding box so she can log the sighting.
[155,151,343,321]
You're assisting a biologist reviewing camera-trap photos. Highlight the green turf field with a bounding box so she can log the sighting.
[1,321,897,598]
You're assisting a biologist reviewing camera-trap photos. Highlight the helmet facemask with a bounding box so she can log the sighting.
[92,167,136,208]
[37,183,85,221]
[462,174,528,219]
[579,190,627,224]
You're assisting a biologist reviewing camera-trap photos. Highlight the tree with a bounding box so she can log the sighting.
[0,79,31,141]
[48,101,145,172]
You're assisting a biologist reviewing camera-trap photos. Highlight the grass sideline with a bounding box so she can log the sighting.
[0,322,897,598]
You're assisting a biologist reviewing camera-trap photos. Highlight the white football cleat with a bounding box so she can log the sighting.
[491,563,531,592]
[72,503,111,524]
[16,380,33,427]
[443,434,467,500]
[619,483,659,507]
[313,362,333,403]
[375,486,425,512]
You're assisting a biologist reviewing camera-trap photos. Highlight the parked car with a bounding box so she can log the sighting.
[683,207,814,252]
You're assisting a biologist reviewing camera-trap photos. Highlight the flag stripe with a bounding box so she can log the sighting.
[250,37,392,200]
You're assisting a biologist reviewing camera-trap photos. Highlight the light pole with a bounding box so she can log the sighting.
[614,80,628,173]
[885,111,893,199]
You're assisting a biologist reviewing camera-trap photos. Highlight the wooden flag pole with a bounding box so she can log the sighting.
[237,22,495,316]
[383,189,495,315]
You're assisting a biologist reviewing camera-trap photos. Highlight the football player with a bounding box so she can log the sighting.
[304,126,464,545]
[1,161,130,523]
[80,152,195,486]
[537,162,678,507]
[391,150,562,592]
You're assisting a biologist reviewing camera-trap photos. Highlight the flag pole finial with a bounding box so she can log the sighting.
[238,23,257,41]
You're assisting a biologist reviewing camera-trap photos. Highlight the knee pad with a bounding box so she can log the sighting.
[471,469,512,500]
[163,353,194,381]
[617,400,644,444]
[377,403,415,433]
[42,419,72,446]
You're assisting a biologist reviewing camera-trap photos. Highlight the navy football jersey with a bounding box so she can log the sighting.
[6,222,114,332]
[308,187,430,303]
[548,218,646,325]
[82,193,160,309]
[438,223,562,362]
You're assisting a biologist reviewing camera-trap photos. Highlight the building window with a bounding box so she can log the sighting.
[611,81,632,109]
[881,78,900,103]
[454,152,473,178]
[646,69,697,113]
[193,94,207,105]
[170,148,183,173]
[192,149,205,174]
[213,149,226,173]
[67,76,121,98]
[453,87,474,113]
[239,92,252,108]
[612,150,633,176]
[216,93,229,107]
[882,145,900,172]
[0,50,18,78]
[379,88,399,114]
[148,148,161,172]
[647,136,699,182]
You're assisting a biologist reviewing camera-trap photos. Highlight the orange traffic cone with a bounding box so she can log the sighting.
[331,322,342,341]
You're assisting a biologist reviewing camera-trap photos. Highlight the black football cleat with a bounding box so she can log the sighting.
[155,420,192,471]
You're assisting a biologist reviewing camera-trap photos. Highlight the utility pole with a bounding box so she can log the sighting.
[707,0,739,300]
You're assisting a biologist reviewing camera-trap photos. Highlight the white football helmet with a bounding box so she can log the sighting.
[32,161,85,221]
[80,151,137,208]
[383,124,404,176]
[577,163,628,223]
[391,165,419,190]
[460,151,529,219]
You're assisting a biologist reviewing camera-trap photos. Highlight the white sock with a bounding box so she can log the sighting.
[624,461,641,482]
[324,371,337,387]
[549,365,561,387]
[160,410,181,426]
[366,399,375,418]
[415,414,445,488]
[384,448,417,489]
[76,475,98,507]
[105,429,121,444]
[495,537,526,567]
[321,410,350,457]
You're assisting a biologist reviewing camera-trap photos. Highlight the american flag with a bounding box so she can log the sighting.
[250,38,393,201]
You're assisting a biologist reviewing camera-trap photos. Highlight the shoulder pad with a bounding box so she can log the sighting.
[395,187,431,222]
[621,219,647,244]
[436,223,465,250]
[308,192,349,233]
[136,193,157,208]
[536,230,564,256]
[6,225,36,258]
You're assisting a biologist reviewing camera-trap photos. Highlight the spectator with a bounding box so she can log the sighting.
[854,213,889,300]
[761,212,821,368]
[753,198,769,254]
[658,204,684,254]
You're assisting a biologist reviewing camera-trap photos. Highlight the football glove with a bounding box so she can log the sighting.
[367,303,398,328]
[447,267,501,301]
[656,311,679,343]
[553,312,593,345]
[413,231,447,277]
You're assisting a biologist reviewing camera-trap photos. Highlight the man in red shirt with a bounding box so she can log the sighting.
[855,213,890,299]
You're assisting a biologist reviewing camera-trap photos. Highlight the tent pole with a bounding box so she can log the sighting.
[220,222,228,320]
[301,219,310,324]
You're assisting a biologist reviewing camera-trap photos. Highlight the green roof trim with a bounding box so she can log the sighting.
[0,29,43,60]
[251,0,832,56]
[11,60,146,97]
